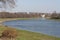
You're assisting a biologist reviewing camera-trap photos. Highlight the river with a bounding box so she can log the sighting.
[3,18,60,38]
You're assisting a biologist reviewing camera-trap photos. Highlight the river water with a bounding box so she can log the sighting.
[3,18,60,38]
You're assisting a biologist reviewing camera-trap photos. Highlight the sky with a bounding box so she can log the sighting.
[1,0,60,13]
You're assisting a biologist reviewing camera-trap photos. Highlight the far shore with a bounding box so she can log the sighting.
[0,18,31,25]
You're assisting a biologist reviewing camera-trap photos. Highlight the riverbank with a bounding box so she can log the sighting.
[0,18,31,25]
[0,18,60,40]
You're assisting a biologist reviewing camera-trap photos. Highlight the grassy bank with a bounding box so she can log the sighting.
[0,18,60,40]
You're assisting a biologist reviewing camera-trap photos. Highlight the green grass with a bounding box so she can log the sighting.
[17,29,60,40]
[0,18,60,40]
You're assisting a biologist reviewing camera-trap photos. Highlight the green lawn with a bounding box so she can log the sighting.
[17,29,60,40]
[0,18,60,40]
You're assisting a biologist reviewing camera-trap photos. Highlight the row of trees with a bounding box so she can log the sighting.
[0,12,42,18]
[49,11,60,19]
[50,13,60,19]
[0,12,60,19]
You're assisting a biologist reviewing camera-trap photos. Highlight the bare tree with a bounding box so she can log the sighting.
[0,0,16,11]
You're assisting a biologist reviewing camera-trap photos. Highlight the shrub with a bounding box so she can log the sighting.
[1,28,17,39]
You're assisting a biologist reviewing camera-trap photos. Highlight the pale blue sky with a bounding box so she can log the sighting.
[1,0,60,13]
